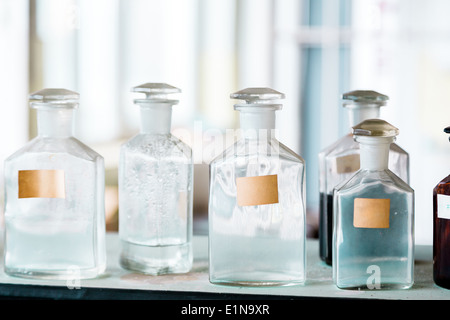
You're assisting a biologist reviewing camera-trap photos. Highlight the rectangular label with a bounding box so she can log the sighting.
[335,154,360,174]
[18,170,65,199]
[236,174,279,207]
[353,198,390,228]
[437,194,450,219]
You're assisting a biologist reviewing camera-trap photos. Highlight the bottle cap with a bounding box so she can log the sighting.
[343,90,388,108]
[352,119,399,138]
[29,88,79,109]
[231,87,284,110]
[132,83,180,105]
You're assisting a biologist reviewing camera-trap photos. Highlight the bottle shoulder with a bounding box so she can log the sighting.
[210,138,304,166]
[121,133,192,159]
[6,136,103,162]
[389,142,409,156]
[335,169,413,196]
[320,133,355,158]
[434,174,450,194]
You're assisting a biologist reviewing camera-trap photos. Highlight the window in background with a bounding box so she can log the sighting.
[28,0,300,233]
[349,0,450,245]
[0,0,29,155]
[274,0,450,244]
[6,0,449,243]
[298,0,450,245]
[0,0,29,227]
[290,0,352,237]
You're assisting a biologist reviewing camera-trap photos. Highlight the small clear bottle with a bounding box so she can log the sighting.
[433,126,450,289]
[208,88,306,286]
[318,90,409,265]
[119,83,193,275]
[3,88,106,279]
[333,119,414,290]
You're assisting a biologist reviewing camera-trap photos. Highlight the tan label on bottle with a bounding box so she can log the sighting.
[18,170,66,199]
[353,198,390,228]
[335,154,360,174]
[236,174,279,207]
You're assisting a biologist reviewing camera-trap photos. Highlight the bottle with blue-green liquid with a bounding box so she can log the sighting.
[333,119,414,290]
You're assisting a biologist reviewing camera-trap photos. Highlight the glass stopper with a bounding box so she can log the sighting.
[29,88,79,108]
[231,87,285,104]
[231,87,285,112]
[342,90,389,107]
[352,119,399,137]
[131,83,181,104]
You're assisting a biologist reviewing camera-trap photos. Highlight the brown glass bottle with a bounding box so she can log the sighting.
[433,126,450,289]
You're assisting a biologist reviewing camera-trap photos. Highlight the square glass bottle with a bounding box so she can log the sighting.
[208,88,306,286]
[433,126,450,289]
[118,83,193,275]
[333,119,414,290]
[3,88,106,280]
[318,90,409,265]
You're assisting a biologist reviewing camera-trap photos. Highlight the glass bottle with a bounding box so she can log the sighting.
[433,126,450,289]
[318,90,409,265]
[3,88,106,279]
[333,119,414,290]
[208,87,306,286]
[119,83,193,275]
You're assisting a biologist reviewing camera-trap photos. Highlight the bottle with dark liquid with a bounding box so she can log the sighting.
[318,90,409,265]
[433,126,450,289]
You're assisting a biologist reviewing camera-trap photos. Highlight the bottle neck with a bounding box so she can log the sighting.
[37,108,75,138]
[347,106,381,127]
[239,109,276,139]
[139,104,172,134]
[357,136,394,170]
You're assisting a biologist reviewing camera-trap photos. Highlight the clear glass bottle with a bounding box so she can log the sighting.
[3,88,106,279]
[333,119,414,290]
[433,126,450,289]
[119,83,193,275]
[208,88,306,286]
[318,90,409,265]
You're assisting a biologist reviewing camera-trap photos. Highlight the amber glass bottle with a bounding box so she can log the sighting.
[433,126,450,289]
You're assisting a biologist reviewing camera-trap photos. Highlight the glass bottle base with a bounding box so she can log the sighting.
[210,272,305,287]
[336,282,413,290]
[120,240,192,275]
[433,275,450,290]
[4,265,105,280]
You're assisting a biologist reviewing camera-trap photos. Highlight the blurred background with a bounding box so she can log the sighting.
[0,0,449,245]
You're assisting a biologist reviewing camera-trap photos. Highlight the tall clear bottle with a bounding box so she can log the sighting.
[333,119,414,290]
[208,88,306,286]
[119,83,193,275]
[433,126,450,289]
[318,90,409,265]
[3,88,106,279]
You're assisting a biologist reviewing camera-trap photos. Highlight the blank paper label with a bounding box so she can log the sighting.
[236,174,278,207]
[18,170,66,199]
[353,198,390,228]
[335,154,360,174]
[437,194,450,219]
